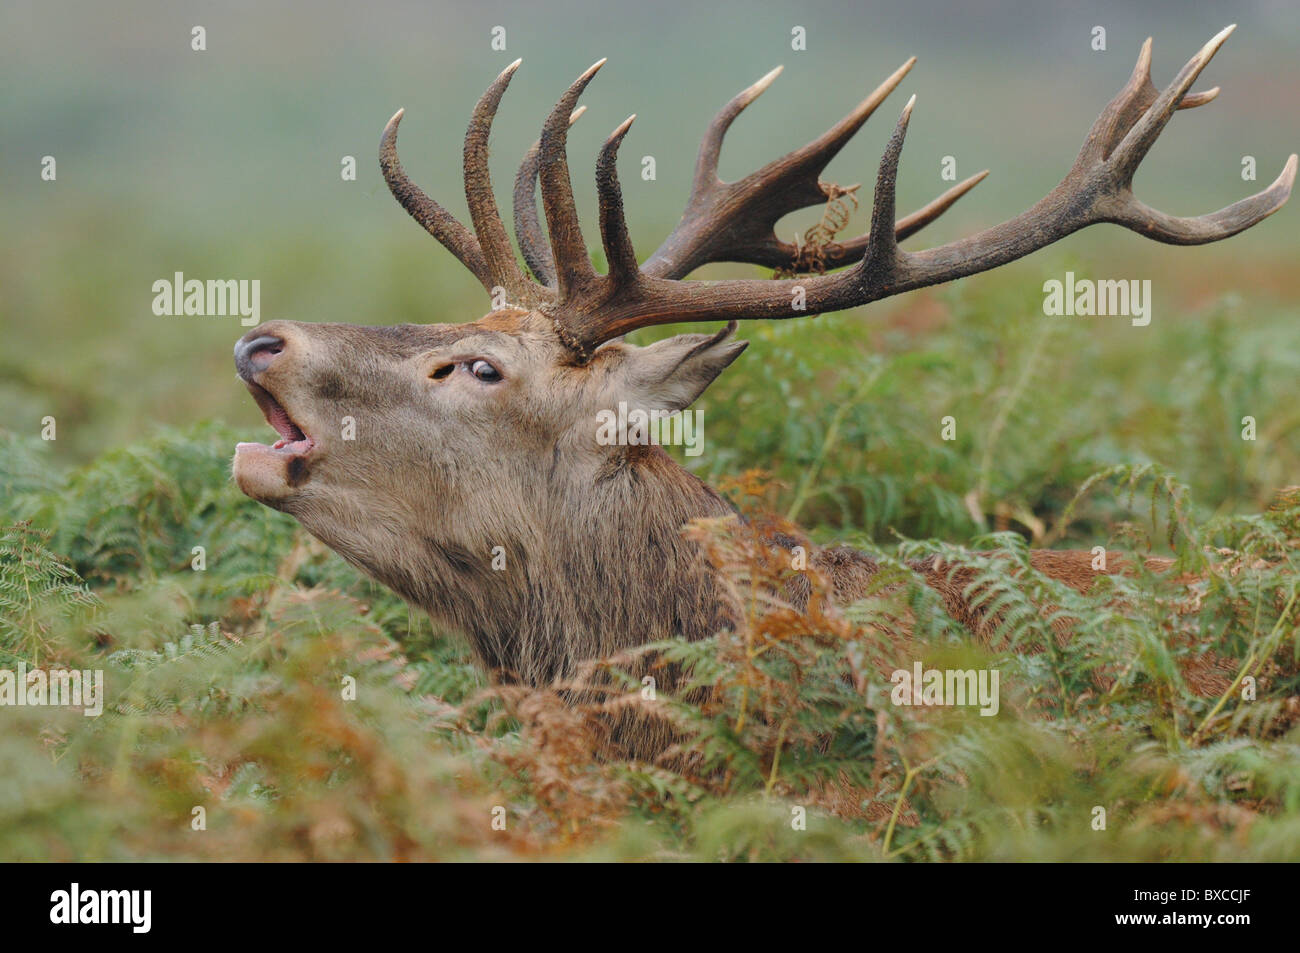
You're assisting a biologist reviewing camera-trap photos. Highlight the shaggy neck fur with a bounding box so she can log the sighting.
[324,444,738,685]
[310,438,1134,691]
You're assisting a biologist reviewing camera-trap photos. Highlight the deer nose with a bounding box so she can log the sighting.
[234,334,285,379]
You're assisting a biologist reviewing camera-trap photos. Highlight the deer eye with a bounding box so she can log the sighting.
[469,360,501,382]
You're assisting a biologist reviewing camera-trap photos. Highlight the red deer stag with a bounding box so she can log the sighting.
[233,29,1293,702]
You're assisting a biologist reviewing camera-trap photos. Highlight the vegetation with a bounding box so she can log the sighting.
[3,275,1298,861]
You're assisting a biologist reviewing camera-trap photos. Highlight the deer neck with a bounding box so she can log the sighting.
[353,445,737,685]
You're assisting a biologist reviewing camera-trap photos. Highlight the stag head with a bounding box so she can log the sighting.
[232,28,1293,682]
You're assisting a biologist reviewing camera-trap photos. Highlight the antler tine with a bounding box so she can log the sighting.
[893,170,989,241]
[595,115,641,282]
[550,28,1293,356]
[463,58,539,301]
[1116,154,1297,244]
[513,106,587,287]
[689,64,784,201]
[380,108,493,290]
[861,95,915,274]
[539,59,606,300]
[1179,87,1220,109]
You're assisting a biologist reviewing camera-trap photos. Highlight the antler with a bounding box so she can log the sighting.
[555,25,1294,354]
[384,27,1295,362]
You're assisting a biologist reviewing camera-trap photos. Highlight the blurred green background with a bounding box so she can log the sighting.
[2,0,1298,532]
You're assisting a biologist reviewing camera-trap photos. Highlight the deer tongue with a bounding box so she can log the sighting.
[240,380,314,456]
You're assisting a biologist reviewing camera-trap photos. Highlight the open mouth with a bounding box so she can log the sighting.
[237,380,316,457]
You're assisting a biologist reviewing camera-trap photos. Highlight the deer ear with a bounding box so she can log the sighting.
[610,321,748,412]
